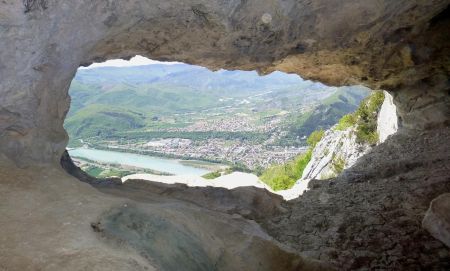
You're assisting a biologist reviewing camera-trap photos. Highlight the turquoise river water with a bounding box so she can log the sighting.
[68,148,210,176]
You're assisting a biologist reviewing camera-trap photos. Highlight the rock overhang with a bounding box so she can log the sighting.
[0,0,449,166]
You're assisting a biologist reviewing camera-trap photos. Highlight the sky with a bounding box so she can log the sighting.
[80,55,180,69]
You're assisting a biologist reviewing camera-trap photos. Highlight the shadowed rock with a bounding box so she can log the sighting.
[92,204,331,271]
[423,193,450,248]
[61,150,289,221]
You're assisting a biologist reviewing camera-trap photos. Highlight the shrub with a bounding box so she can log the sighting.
[226,162,252,174]
[334,91,384,145]
[332,155,345,174]
[354,91,384,145]
[335,114,357,131]
[260,139,314,191]
[307,129,325,148]
[259,163,295,191]
[292,149,312,177]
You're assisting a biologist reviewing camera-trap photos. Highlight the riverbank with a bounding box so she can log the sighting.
[68,147,225,176]
[71,157,173,178]
[79,143,227,165]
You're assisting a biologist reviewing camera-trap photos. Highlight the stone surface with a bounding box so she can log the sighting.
[423,193,450,248]
[302,92,398,181]
[265,127,450,270]
[377,91,399,143]
[57,114,450,270]
[62,151,289,221]
[0,0,449,165]
[301,127,371,181]
[0,159,331,271]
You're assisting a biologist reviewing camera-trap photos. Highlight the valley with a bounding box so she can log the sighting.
[66,64,369,178]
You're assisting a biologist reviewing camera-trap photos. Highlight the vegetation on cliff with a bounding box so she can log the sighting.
[336,91,385,145]
[260,130,324,190]
[260,91,384,190]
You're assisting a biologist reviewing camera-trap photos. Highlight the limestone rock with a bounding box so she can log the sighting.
[423,193,450,248]
[301,127,371,181]
[266,127,450,269]
[301,91,398,181]
[0,160,332,271]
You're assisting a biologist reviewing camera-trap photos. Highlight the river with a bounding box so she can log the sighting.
[68,148,210,176]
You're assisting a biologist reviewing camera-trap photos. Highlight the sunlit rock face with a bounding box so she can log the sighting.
[301,127,371,181]
[377,91,398,143]
[0,1,449,166]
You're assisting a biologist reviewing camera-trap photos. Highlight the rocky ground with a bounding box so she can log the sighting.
[1,155,328,271]
[263,127,450,270]
[53,126,450,270]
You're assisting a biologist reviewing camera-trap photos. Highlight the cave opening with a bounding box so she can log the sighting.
[63,55,378,196]
[2,1,450,269]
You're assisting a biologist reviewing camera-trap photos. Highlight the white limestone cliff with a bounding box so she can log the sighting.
[377,91,399,143]
[300,92,398,182]
[301,127,371,181]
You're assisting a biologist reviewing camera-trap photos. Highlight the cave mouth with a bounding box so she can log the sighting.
[1,2,449,270]
[63,55,374,194]
[2,0,448,171]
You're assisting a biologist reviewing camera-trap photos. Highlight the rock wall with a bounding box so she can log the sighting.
[301,127,371,181]
[0,0,449,166]
[423,193,450,248]
[265,127,450,269]
[301,92,397,181]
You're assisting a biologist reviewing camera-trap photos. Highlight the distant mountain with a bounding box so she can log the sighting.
[66,63,369,143]
[74,64,311,93]
[68,64,319,117]
[285,87,370,138]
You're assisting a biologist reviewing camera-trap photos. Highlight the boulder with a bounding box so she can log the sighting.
[423,193,450,248]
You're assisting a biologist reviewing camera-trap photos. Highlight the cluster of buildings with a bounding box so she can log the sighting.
[106,137,306,170]
[96,112,307,170]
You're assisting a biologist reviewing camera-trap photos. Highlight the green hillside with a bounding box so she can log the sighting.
[65,105,146,138]
[284,86,369,139]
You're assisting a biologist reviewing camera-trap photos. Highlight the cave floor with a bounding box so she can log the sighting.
[264,127,450,270]
[0,128,449,270]
[0,160,324,270]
